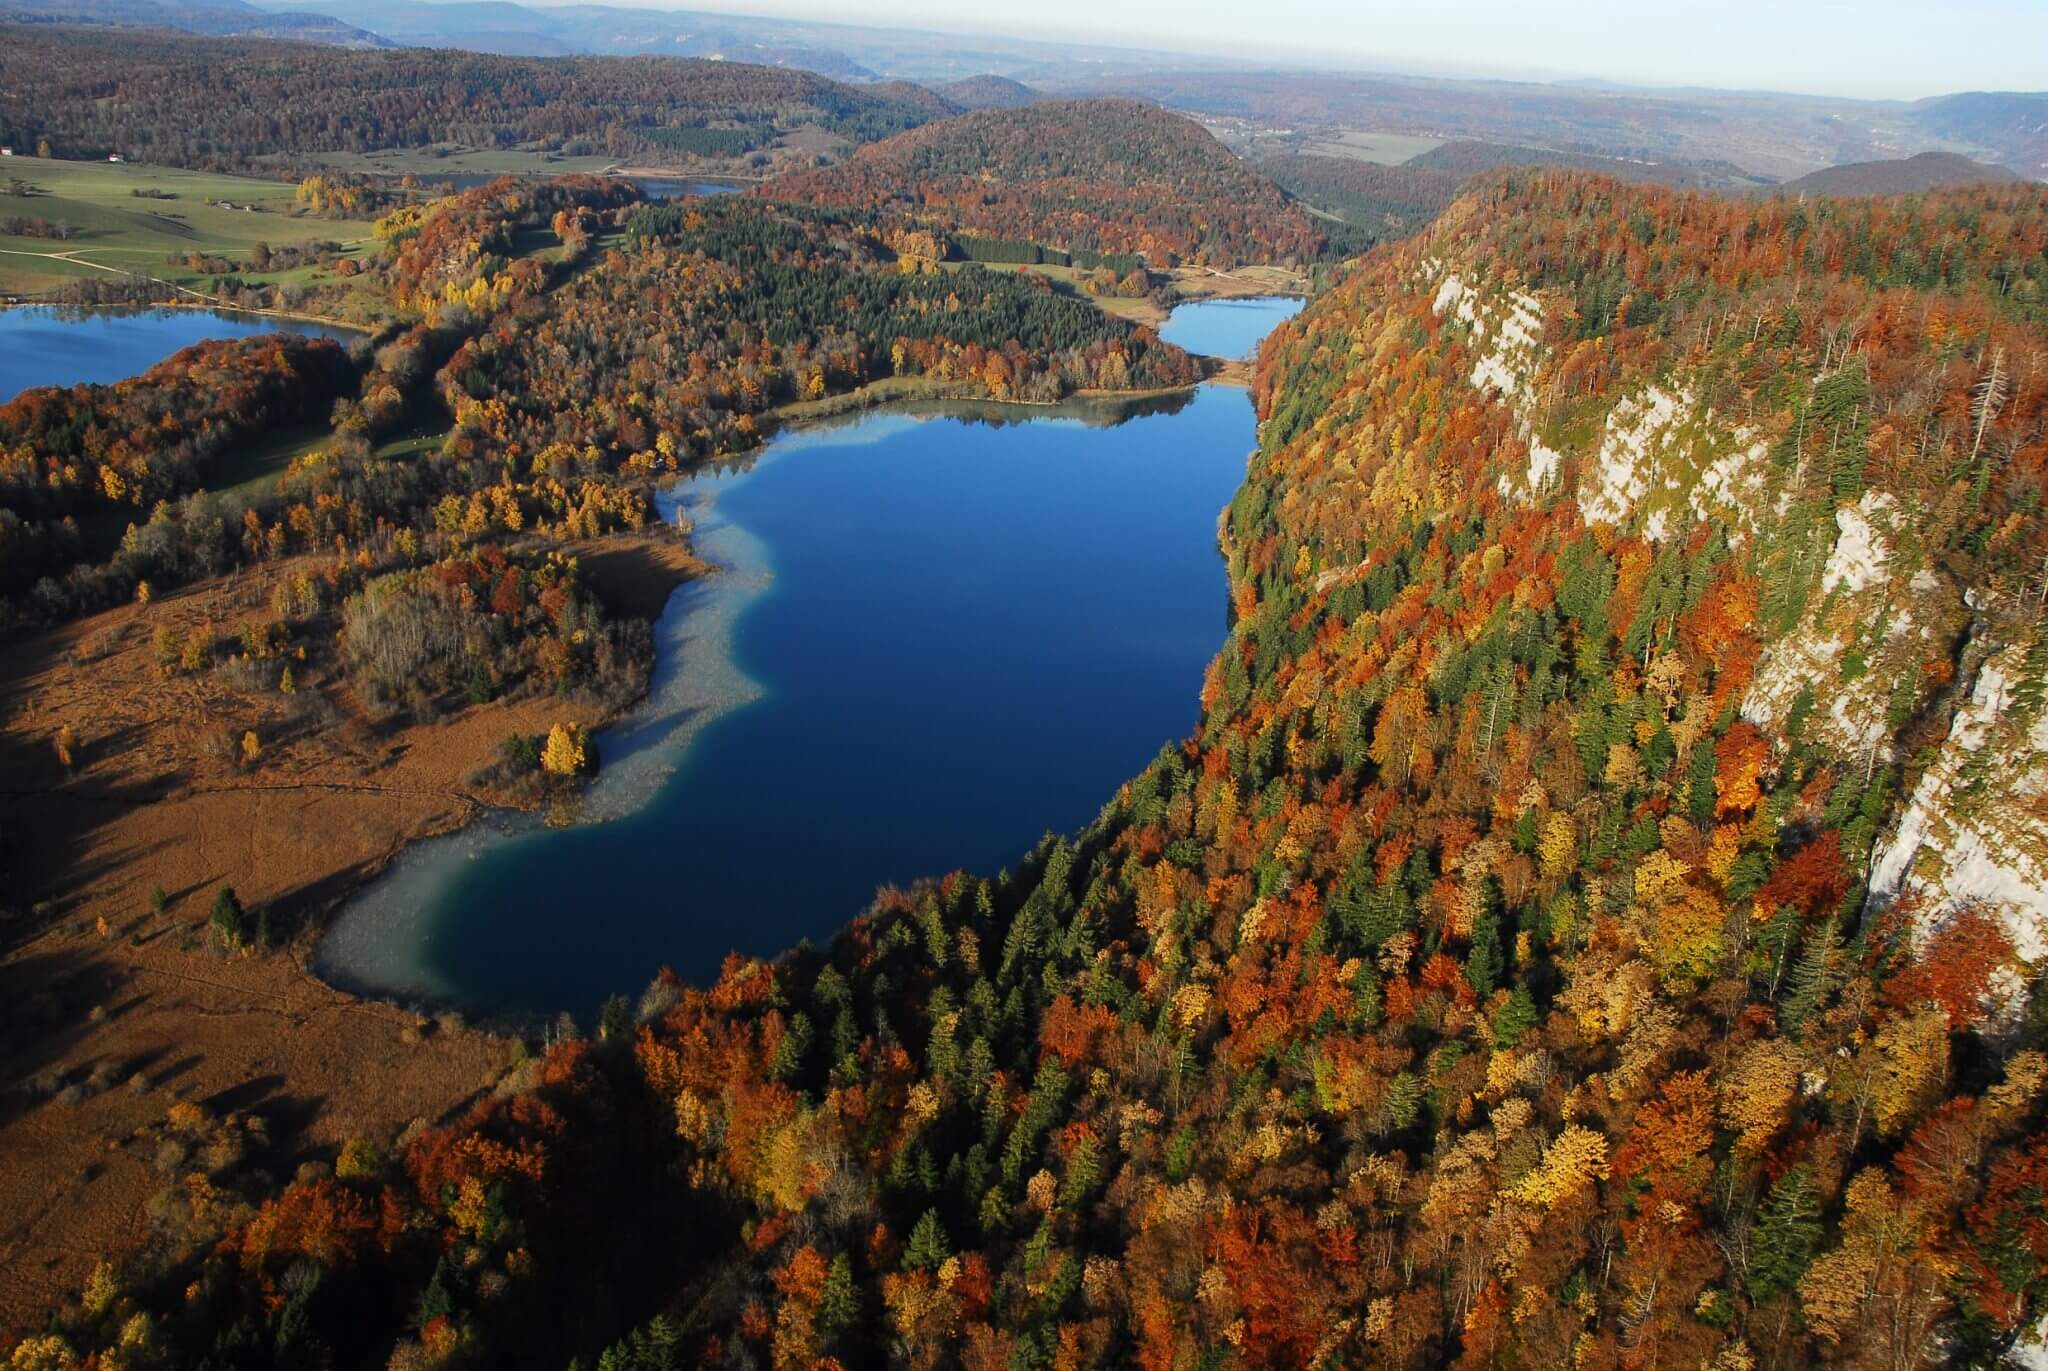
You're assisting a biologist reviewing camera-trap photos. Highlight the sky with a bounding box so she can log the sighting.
[629,0,2048,100]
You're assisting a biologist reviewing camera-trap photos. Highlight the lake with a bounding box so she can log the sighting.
[315,296,1304,1021]
[434,174,744,199]
[1158,295,1304,359]
[0,305,355,399]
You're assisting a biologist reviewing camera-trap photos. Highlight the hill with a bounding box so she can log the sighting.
[763,99,1330,268]
[15,171,2048,1371]
[0,24,938,172]
[0,0,388,44]
[1908,92,2048,179]
[865,79,962,119]
[938,73,1042,110]
[1258,152,1462,244]
[1406,138,1773,191]
[1776,149,2021,195]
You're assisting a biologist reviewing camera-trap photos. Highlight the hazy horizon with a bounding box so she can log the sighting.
[523,0,2048,102]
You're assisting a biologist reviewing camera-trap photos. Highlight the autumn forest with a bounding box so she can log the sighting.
[0,15,2045,1371]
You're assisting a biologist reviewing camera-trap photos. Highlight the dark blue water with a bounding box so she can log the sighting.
[0,306,356,399]
[318,296,1302,1019]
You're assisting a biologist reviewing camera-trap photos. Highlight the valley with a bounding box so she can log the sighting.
[0,11,2044,1371]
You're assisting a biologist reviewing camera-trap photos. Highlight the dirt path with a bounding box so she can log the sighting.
[0,246,376,330]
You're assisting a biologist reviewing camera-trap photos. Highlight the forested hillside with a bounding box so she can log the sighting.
[0,335,354,597]
[763,100,1330,269]
[1775,150,2020,197]
[935,76,1042,112]
[0,175,1196,631]
[0,0,389,45]
[18,174,2048,1371]
[429,196,1198,462]
[0,26,937,171]
[1404,139,1772,191]
[1257,154,1462,246]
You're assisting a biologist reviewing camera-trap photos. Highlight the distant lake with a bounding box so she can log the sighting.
[317,295,1304,1021]
[632,178,747,200]
[433,174,745,199]
[0,306,355,399]
[1159,294,1306,359]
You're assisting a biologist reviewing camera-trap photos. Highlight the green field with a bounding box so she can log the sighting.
[0,155,371,296]
[1300,130,1445,165]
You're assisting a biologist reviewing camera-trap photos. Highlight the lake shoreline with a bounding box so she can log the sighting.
[0,296,377,336]
[310,294,1304,1021]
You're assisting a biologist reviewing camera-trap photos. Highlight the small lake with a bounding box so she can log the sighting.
[1158,295,1305,359]
[316,296,1304,1021]
[432,174,744,199]
[632,178,747,200]
[0,306,355,399]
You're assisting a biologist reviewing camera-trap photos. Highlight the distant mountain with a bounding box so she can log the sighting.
[1776,149,2021,196]
[0,0,388,44]
[936,74,1042,110]
[1408,139,1775,192]
[1907,92,2048,177]
[763,99,1330,268]
[233,0,881,73]
[1071,68,2048,183]
[245,0,1212,84]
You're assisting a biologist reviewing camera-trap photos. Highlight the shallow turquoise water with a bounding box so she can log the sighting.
[316,296,1304,1020]
[0,305,355,398]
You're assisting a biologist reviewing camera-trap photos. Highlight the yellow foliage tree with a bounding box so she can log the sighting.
[1648,884,1725,990]
[1538,812,1576,880]
[1872,1004,1950,1138]
[541,722,587,778]
[1719,1038,1802,1153]
[1510,1125,1609,1208]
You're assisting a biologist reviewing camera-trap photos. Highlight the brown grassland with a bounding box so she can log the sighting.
[0,531,700,1318]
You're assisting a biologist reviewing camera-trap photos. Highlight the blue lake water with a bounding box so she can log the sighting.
[434,174,743,198]
[0,306,355,399]
[633,178,746,200]
[1160,294,1305,359]
[316,296,1304,1021]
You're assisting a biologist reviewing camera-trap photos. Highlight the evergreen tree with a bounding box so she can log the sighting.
[903,1209,950,1271]
[1748,1167,1823,1302]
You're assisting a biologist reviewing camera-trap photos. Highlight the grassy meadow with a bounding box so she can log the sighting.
[1299,129,1445,164]
[0,155,371,296]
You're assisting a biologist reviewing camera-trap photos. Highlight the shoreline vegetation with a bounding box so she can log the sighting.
[0,285,1279,1315]
[0,100,1329,1329]
[0,296,376,333]
[310,306,1295,1022]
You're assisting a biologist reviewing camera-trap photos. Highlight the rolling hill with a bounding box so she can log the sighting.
[1258,152,1463,244]
[0,0,388,44]
[0,24,939,171]
[937,74,1043,110]
[1775,149,2022,195]
[1406,138,1775,191]
[1908,91,2048,179]
[763,99,1330,268]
